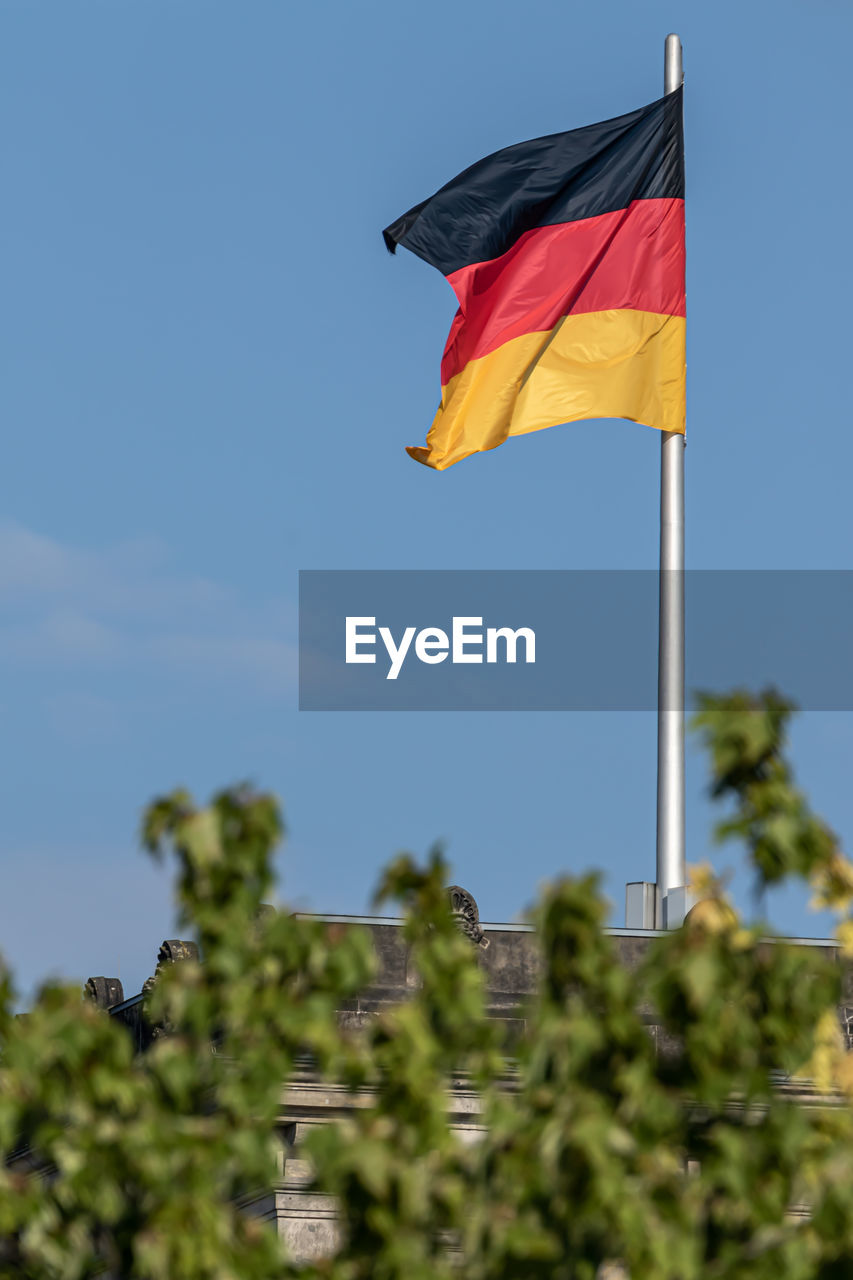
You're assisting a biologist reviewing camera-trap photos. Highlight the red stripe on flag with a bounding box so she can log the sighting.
[441,197,685,385]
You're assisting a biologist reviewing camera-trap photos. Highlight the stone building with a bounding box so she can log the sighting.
[86,892,849,1264]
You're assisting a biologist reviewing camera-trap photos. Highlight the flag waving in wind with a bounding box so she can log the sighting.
[384,89,685,471]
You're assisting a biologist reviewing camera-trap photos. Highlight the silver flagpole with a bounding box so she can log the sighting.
[656,33,686,927]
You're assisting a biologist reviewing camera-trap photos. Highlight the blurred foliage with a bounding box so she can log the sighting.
[3,691,853,1277]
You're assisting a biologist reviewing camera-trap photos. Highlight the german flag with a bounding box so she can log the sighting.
[384,89,685,471]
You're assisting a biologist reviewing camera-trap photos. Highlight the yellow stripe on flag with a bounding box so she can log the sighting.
[407,309,686,471]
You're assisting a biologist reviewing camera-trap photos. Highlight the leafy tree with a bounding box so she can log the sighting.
[2,691,853,1278]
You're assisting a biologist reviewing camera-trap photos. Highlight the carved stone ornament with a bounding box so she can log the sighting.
[156,939,199,966]
[84,976,124,1008]
[142,939,200,1037]
[447,885,489,949]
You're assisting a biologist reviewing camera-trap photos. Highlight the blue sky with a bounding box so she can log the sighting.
[2,0,852,1000]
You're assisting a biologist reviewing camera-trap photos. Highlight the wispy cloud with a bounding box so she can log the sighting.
[0,522,296,691]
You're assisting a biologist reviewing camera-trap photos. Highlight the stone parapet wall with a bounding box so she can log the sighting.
[97,915,849,1263]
